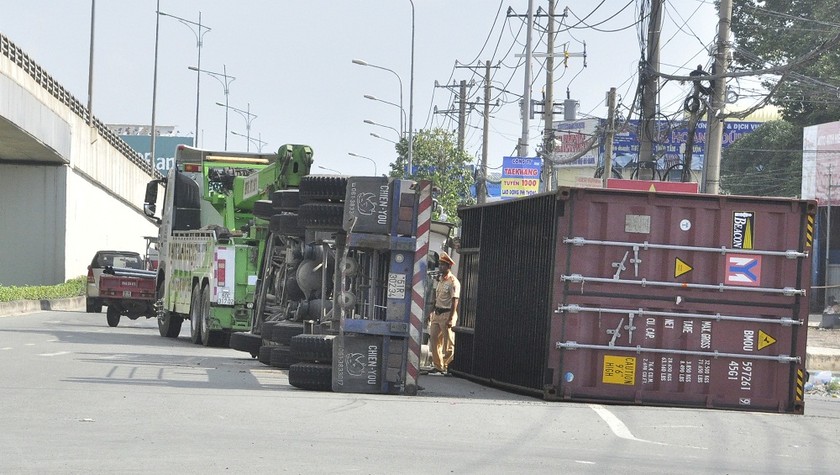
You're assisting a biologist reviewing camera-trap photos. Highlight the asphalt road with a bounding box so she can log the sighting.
[1,309,839,474]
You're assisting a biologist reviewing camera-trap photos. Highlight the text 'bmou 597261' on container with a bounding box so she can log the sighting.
[453,187,815,414]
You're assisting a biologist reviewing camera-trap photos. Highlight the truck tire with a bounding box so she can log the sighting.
[268,321,305,345]
[270,214,306,238]
[86,297,102,313]
[297,202,345,231]
[158,310,183,338]
[189,283,203,345]
[258,345,273,365]
[106,306,121,327]
[200,285,225,347]
[290,334,335,363]
[288,362,333,391]
[299,175,348,203]
[253,199,275,220]
[272,189,302,212]
[270,345,299,369]
[229,331,261,358]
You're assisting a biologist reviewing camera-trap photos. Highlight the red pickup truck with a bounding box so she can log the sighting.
[98,267,157,327]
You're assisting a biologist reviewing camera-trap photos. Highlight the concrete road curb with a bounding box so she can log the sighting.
[0,296,84,317]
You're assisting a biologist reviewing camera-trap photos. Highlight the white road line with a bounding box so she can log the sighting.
[589,404,707,450]
[38,351,70,357]
[1,347,12,350]
[24,343,35,346]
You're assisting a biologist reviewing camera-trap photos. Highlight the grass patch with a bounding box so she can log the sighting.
[0,276,86,303]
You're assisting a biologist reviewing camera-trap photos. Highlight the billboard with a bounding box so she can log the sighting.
[120,135,194,174]
[802,120,840,204]
[550,118,599,167]
[501,156,541,199]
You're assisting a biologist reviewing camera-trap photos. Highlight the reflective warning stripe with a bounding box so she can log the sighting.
[795,368,805,402]
[805,214,814,248]
[405,180,432,396]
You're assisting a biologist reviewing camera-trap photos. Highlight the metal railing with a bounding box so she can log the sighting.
[0,32,159,177]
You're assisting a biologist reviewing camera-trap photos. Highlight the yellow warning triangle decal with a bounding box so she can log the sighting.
[675,258,693,278]
[648,184,657,192]
[758,330,776,350]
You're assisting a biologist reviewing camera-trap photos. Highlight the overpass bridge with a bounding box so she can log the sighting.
[0,33,160,286]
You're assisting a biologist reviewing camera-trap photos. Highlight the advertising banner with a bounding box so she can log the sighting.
[802,120,840,204]
[120,135,194,175]
[501,156,541,199]
[550,118,599,167]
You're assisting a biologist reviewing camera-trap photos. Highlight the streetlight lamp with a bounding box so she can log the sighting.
[189,65,235,150]
[159,9,210,147]
[231,130,267,152]
[348,152,378,175]
[370,132,396,144]
[217,102,256,151]
[317,165,342,174]
[363,119,401,140]
[364,94,405,136]
[352,59,403,125]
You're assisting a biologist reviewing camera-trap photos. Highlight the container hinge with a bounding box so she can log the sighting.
[606,318,624,346]
[558,304,581,314]
[563,274,584,283]
[612,252,629,279]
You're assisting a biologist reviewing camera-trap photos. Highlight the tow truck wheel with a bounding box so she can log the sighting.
[189,283,203,345]
[289,362,333,391]
[200,285,224,347]
[272,189,302,212]
[158,310,183,338]
[106,306,121,327]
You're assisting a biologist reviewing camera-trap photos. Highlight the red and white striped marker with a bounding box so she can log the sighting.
[405,180,431,396]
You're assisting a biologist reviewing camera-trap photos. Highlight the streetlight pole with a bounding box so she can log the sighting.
[150,0,161,169]
[189,65,235,150]
[370,132,396,144]
[158,9,210,148]
[348,152,378,175]
[407,0,416,177]
[364,119,401,140]
[230,130,267,152]
[364,94,405,136]
[217,102,256,151]
[352,59,403,130]
[86,0,95,126]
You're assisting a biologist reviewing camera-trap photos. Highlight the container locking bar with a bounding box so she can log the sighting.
[562,274,805,296]
[563,237,808,259]
[558,304,803,326]
[556,341,801,364]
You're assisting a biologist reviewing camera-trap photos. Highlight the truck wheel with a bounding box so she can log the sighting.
[289,362,333,391]
[290,334,335,363]
[189,283,203,345]
[258,345,273,365]
[230,331,261,357]
[268,321,305,345]
[86,297,102,313]
[253,200,275,220]
[297,202,345,230]
[272,190,301,212]
[106,306,121,327]
[270,345,299,369]
[158,310,183,338]
[200,285,224,347]
[299,175,348,203]
[270,214,306,237]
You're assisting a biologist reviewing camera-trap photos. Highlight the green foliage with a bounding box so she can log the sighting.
[389,128,475,221]
[731,0,840,126]
[0,276,86,303]
[720,120,802,197]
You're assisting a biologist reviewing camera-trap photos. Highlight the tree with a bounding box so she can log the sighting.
[389,128,475,221]
[731,0,840,127]
[720,120,802,197]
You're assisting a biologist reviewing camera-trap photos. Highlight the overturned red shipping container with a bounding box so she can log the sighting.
[453,187,815,414]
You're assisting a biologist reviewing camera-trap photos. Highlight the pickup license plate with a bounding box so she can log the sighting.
[122,290,132,298]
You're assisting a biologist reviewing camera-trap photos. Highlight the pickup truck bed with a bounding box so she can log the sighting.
[99,267,157,327]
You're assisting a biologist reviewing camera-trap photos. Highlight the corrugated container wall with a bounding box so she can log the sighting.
[454,187,815,414]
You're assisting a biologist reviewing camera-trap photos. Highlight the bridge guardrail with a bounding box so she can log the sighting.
[1,33,161,179]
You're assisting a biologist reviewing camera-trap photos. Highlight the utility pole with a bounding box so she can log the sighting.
[458,80,467,151]
[828,165,833,309]
[602,88,617,188]
[86,0,95,126]
[517,0,535,157]
[637,0,664,179]
[542,0,556,192]
[479,61,492,203]
[702,0,733,194]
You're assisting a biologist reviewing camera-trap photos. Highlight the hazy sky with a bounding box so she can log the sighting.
[1,1,719,176]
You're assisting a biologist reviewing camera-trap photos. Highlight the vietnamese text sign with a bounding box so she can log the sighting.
[501,157,541,199]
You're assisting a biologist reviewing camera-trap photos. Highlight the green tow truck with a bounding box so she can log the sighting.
[142,144,312,346]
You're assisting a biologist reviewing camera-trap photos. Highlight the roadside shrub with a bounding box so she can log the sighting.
[0,276,86,302]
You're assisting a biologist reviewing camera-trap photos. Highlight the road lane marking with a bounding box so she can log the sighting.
[1,347,12,350]
[589,404,707,450]
[38,351,70,357]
